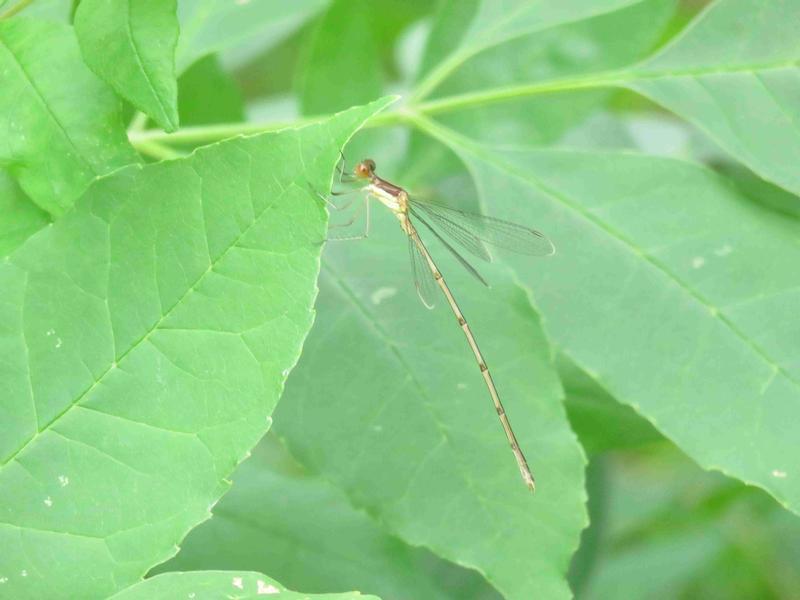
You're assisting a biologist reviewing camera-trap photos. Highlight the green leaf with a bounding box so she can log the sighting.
[297,0,383,115]
[416,116,800,515]
[155,435,500,599]
[0,97,392,599]
[414,0,647,99]
[276,216,586,598]
[414,0,800,198]
[176,0,328,73]
[177,54,244,126]
[75,0,180,132]
[0,170,50,257]
[110,571,380,600]
[559,355,664,456]
[0,18,138,216]
[625,0,800,197]
[579,446,800,598]
[429,0,676,146]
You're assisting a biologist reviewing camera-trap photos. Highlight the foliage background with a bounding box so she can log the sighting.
[1,0,799,598]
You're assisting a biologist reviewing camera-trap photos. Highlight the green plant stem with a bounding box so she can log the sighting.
[135,140,183,161]
[127,72,624,151]
[0,0,35,19]
[414,72,626,115]
[127,111,149,134]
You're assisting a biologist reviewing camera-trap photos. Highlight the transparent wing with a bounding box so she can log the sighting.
[410,198,555,258]
[408,235,438,309]
[410,208,489,288]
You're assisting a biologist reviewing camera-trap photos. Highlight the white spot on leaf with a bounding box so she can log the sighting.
[44,496,53,507]
[55,338,62,349]
[372,425,383,433]
[281,369,290,377]
[691,257,705,269]
[257,580,280,595]
[772,470,787,478]
[20,570,27,577]
[58,475,69,487]
[714,244,733,257]
[232,577,244,590]
[46,329,55,336]
[456,383,468,390]
[370,286,397,305]
[0,577,7,584]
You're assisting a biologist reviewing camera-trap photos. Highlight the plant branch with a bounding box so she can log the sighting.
[0,0,35,19]
[134,140,183,161]
[126,72,625,150]
[414,72,626,115]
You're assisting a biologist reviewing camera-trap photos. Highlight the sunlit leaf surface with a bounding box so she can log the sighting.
[0,98,392,599]
[75,0,180,131]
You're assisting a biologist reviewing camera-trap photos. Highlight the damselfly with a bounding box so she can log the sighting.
[322,158,554,491]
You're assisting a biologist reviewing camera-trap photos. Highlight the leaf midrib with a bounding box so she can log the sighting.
[414,116,797,396]
[0,30,99,181]
[0,170,296,470]
[122,0,175,129]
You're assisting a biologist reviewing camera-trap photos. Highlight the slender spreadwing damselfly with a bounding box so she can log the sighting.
[318,157,554,491]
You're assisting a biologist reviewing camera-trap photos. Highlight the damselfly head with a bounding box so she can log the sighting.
[354,158,376,179]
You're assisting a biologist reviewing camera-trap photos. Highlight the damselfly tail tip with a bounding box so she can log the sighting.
[521,469,536,493]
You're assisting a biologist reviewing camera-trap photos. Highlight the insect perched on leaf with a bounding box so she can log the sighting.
[316,157,554,491]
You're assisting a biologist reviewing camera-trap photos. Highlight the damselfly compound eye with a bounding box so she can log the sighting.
[354,159,376,178]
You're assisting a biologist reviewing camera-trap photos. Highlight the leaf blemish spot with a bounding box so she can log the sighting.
[0,577,7,584]
[43,496,53,507]
[55,338,62,349]
[772,469,787,478]
[46,329,55,336]
[457,383,468,390]
[691,256,705,269]
[256,580,280,595]
[58,475,69,487]
[232,577,244,590]
[714,244,733,257]
[370,286,397,305]
[281,369,290,377]
[20,570,27,577]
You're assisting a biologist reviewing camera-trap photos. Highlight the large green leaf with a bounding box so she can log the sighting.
[0,171,50,257]
[625,0,800,197]
[559,355,664,456]
[75,0,180,132]
[155,435,500,599]
[579,446,800,599]
[414,0,646,99]
[429,0,676,146]
[0,18,138,216]
[276,207,586,598]
[0,97,392,599]
[177,54,244,126]
[415,116,800,515]
[414,0,800,197]
[176,0,328,73]
[111,571,380,600]
[296,0,382,116]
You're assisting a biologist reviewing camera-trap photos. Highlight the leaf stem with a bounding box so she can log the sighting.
[0,0,35,19]
[126,71,625,150]
[134,140,183,161]
[414,72,626,115]
[127,111,149,134]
